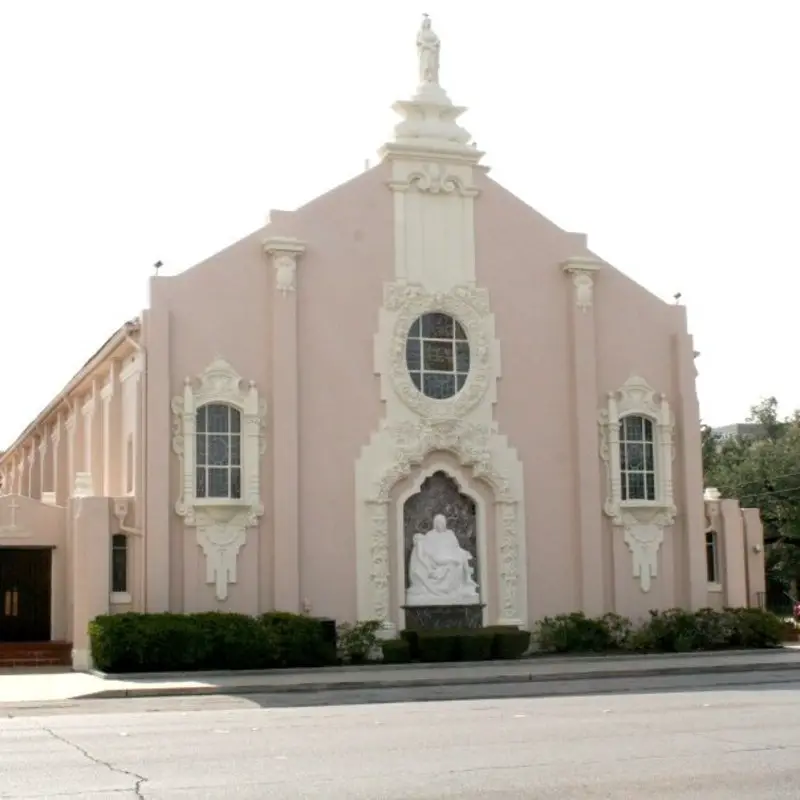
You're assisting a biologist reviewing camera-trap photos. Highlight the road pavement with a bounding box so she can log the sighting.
[3,672,800,798]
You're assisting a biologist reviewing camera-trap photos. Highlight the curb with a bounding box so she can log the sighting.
[80,659,800,700]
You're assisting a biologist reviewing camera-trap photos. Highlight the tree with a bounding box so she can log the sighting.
[703,398,800,591]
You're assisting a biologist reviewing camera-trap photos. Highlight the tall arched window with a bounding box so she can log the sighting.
[619,414,656,502]
[195,403,242,500]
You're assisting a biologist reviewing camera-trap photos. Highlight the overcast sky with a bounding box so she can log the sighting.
[1,0,798,447]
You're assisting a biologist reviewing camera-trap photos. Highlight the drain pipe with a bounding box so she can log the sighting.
[124,334,147,612]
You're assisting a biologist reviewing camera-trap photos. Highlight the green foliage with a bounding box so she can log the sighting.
[405,626,530,663]
[486,626,531,659]
[534,608,783,655]
[535,612,632,653]
[457,630,496,661]
[703,398,800,590]
[380,638,411,664]
[89,611,336,673]
[336,619,383,663]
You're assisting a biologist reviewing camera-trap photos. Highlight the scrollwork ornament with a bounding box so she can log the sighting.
[385,282,494,420]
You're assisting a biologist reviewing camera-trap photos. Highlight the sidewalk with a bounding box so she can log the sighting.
[2,647,799,705]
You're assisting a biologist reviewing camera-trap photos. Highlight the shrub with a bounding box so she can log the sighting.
[724,607,783,648]
[490,628,531,659]
[534,612,621,654]
[381,638,411,664]
[337,620,383,663]
[89,611,336,673]
[260,612,336,668]
[534,607,785,655]
[400,629,420,660]
[458,630,495,661]
[417,631,460,662]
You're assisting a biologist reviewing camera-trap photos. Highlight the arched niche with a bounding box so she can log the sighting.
[392,457,491,629]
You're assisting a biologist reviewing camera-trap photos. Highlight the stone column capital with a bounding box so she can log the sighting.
[561,256,604,313]
[263,236,307,297]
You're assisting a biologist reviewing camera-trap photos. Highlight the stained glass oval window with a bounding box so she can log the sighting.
[405,312,470,400]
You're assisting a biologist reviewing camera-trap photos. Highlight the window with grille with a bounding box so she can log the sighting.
[619,415,656,502]
[195,403,242,500]
[405,312,470,400]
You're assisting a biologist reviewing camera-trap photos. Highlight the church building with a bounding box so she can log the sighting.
[0,17,766,669]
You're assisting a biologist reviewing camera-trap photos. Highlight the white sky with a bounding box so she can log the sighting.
[1,1,798,448]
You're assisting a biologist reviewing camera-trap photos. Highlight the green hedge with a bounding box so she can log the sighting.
[89,612,337,673]
[534,608,784,655]
[399,626,531,663]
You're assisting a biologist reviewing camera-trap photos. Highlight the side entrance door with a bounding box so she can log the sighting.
[0,548,52,642]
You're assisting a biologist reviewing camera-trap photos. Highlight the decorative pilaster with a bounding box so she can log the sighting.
[100,363,120,497]
[263,237,305,297]
[671,322,708,608]
[263,236,306,611]
[65,404,79,507]
[26,441,39,499]
[561,256,605,613]
[562,256,601,313]
[39,432,51,497]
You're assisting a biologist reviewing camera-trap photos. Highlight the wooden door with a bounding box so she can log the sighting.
[0,548,52,642]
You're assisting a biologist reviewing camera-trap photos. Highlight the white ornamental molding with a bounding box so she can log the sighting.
[388,162,479,197]
[171,358,266,601]
[263,236,306,297]
[598,375,677,593]
[363,419,524,625]
[383,282,496,421]
[561,256,603,314]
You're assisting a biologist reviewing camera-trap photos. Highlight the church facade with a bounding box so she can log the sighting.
[0,18,765,668]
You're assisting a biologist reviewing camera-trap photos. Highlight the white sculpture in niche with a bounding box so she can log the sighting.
[599,375,676,593]
[406,514,480,606]
[172,358,266,601]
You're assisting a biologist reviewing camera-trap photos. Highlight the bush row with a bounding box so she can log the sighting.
[89,612,338,673]
[89,606,784,673]
[383,626,531,664]
[534,608,784,654]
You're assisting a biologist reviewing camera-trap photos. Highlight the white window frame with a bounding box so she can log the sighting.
[172,358,265,523]
[599,375,676,526]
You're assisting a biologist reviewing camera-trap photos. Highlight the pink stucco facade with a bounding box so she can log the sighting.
[0,18,765,667]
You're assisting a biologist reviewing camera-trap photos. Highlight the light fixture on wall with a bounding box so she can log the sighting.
[752,544,763,554]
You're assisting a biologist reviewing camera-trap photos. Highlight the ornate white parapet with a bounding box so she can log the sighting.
[262,237,306,297]
[561,256,603,313]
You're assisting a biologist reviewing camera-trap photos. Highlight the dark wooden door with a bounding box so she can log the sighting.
[0,548,52,642]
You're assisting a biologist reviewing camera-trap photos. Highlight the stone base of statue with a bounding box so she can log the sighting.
[403,604,485,631]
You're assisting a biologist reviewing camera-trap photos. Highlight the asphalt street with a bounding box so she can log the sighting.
[2,673,800,798]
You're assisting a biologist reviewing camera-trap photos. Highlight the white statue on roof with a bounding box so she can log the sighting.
[417,14,440,86]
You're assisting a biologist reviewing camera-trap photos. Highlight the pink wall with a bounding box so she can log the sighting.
[474,174,702,620]
[146,163,394,620]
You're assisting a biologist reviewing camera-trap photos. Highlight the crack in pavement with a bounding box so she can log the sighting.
[40,725,148,799]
